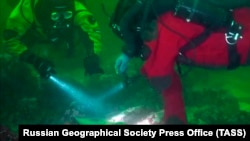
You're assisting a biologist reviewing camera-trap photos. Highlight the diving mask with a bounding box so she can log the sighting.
[50,5,73,29]
[51,10,73,21]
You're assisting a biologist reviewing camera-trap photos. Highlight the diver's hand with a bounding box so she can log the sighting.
[84,54,104,75]
[115,53,130,74]
[20,51,56,79]
[33,58,56,79]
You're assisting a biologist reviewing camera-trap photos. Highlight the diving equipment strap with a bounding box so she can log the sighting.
[176,21,242,74]
[174,0,242,73]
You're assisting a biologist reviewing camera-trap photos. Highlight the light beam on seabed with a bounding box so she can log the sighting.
[108,107,163,125]
[49,75,105,113]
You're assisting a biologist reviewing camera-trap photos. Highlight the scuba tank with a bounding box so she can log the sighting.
[174,0,231,29]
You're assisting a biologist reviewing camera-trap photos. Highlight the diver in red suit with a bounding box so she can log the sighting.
[112,0,250,124]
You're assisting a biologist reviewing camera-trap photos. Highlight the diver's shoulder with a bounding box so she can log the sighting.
[74,0,88,11]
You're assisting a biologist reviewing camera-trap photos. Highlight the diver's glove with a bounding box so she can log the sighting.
[83,54,104,75]
[115,53,130,74]
[20,51,56,79]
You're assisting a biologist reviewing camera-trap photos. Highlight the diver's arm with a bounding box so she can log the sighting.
[3,0,56,78]
[119,0,176,58]
[3,0,33,58]
[208,0,250,9]
[74,1,102,55]
[74,1,104,75]
[119,0,145,58]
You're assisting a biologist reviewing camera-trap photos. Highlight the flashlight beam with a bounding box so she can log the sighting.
[49,75,102,110]
[98,82,124,100]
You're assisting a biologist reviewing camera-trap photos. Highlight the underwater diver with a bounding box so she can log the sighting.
[112,0,250,124]
[2,0,103,79]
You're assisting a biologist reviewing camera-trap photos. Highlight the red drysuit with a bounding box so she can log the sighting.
[141,8,250,124]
